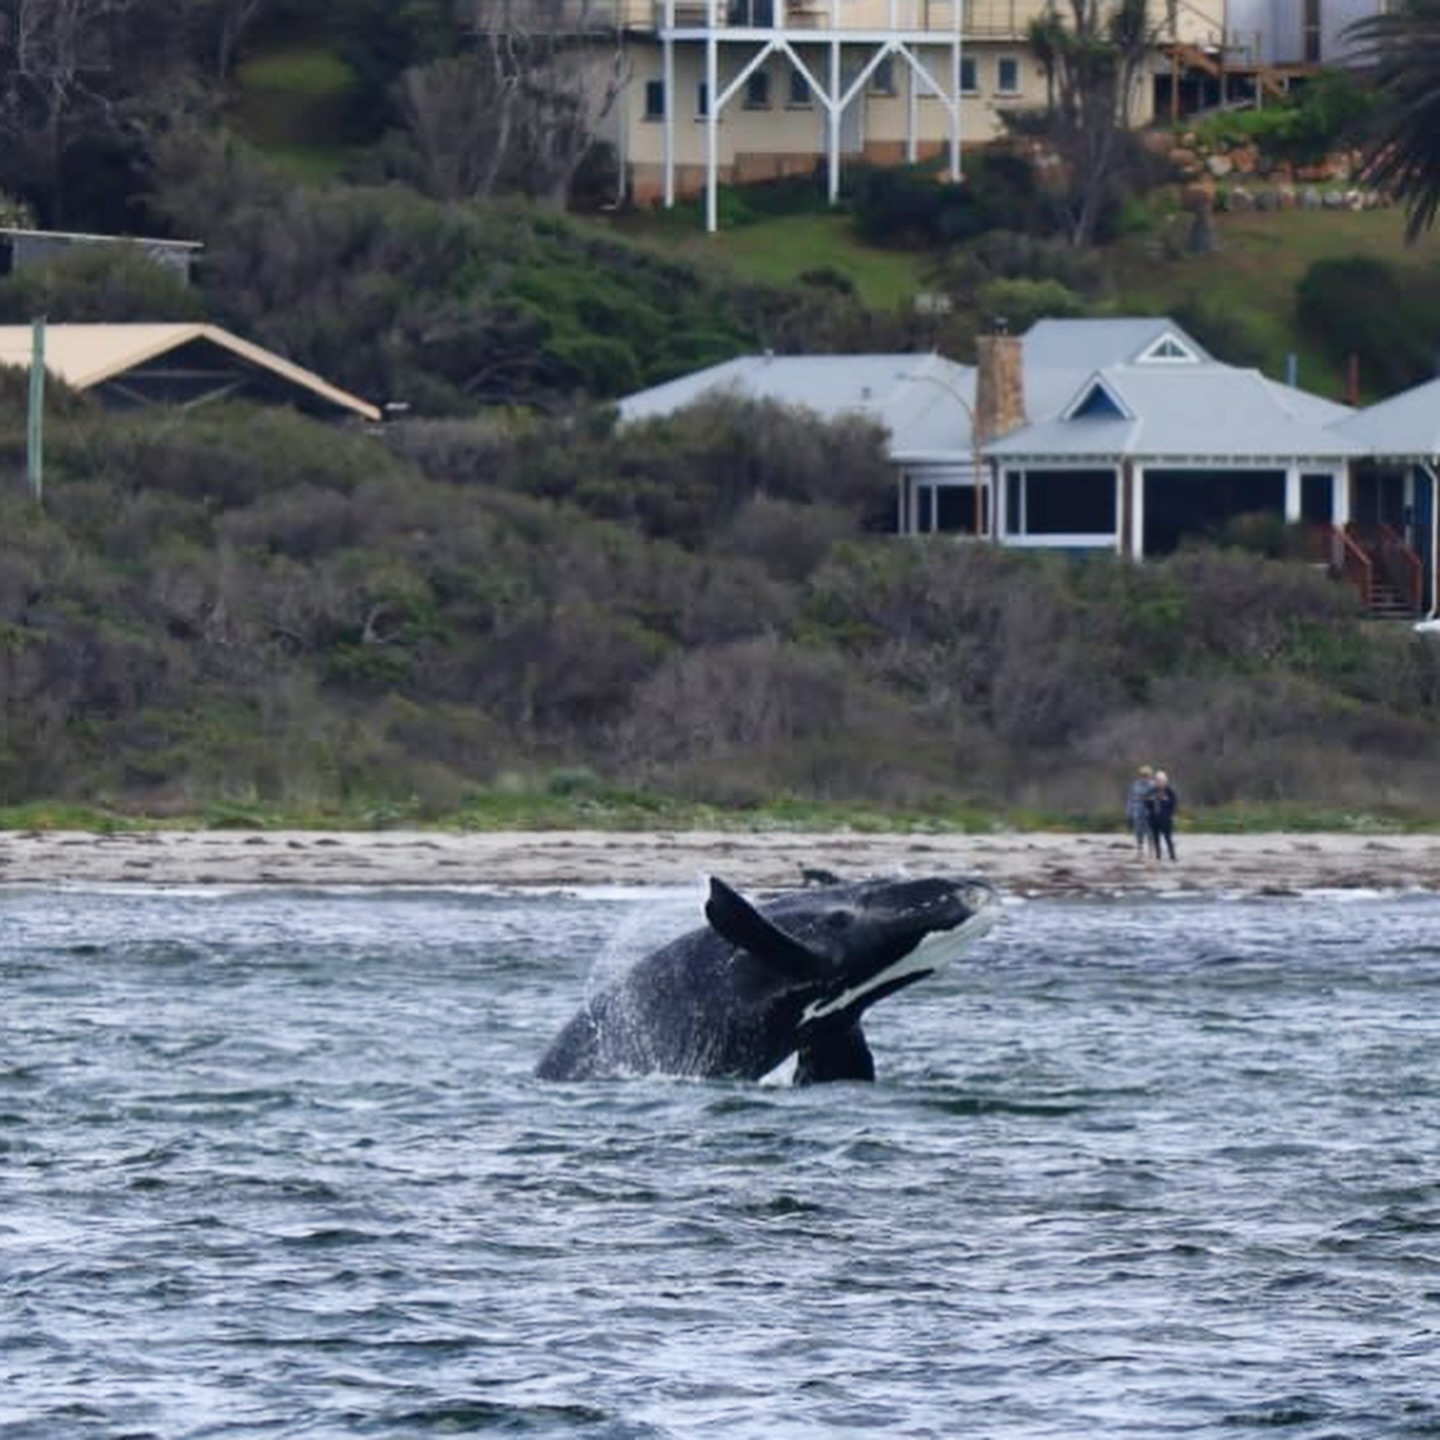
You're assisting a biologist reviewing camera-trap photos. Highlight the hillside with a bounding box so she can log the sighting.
[5,375,1440,830]
[3,18,1440,829]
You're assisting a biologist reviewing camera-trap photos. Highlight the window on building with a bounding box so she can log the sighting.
[788,67,812,106]
[997,55,1020,95]
[960,54,978,93]
[871,56,896,95]
[644,79,665,119]
[697,81,710,118]
[1303,0,1322,64]
[1007,469,1117,536]
[745,70,771,108]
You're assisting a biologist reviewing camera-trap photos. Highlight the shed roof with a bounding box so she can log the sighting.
[0,323,381,422]
[0,226,202,252]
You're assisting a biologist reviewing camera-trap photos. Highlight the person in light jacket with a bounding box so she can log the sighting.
[1126,765,1154,857]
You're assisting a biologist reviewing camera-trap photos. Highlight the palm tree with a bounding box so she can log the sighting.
[1349,0,1440,240]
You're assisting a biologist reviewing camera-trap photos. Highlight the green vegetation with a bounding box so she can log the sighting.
[619,212,932,313]
[1106,208,1440,397]
[1191,71,1375,160]
[5,381,1440,829]
[2,4,1439,829]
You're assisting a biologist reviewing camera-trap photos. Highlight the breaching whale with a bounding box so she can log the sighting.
[535,873,998,1084]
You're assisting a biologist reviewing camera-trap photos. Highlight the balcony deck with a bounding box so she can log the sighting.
[493,1,1219,47]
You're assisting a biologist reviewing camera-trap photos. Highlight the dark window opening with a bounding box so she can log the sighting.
[1071,384,1125,419]
[1301,473,1332,526]
[1143,469,1285,555]
[1353,466,1408,529]
[935,486,978,533]
[1023,469,1115,534]
[916,486,934,532]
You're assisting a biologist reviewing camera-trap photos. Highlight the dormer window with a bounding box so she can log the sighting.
[1138,332,1200,364]
[1065,378,1131,421]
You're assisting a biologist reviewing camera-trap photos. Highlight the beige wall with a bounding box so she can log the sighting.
[620,36,1151,202]
[613,0,1221,202]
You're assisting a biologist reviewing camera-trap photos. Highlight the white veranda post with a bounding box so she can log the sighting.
[659,0,965,234]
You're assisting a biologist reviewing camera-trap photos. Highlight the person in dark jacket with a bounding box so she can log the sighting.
[1146,770,1178,861]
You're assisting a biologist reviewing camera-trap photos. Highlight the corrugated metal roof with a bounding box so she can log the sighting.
[0,227,201,250]
[615,320,1424,468]
[1331,376,1440,460]
[0,323,381,421]
[617,351,978,456]
[1023,317,1213,370]
[986,358,1362,462]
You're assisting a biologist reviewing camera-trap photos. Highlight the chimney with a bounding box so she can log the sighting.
[974,319,1026,444]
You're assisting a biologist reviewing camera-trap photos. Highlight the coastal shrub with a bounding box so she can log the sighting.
[714,494,858,582]
[1193,71,1374,161]
[978,277,1088,332]
[1297,257,1440,396]
[612,634,859,766]
[967,230,1107,294]
[147,142,764,413]
[1167,295,1269,370]
[848,148,1051,249]
[0,247,205,324]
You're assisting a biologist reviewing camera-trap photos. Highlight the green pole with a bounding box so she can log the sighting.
[26,315,45,504]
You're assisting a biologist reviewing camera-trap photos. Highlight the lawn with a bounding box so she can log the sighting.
[613,209,932,311]
[230,44,363,173]
[630,196,1440,400]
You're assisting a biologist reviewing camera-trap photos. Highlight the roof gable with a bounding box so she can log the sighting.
[1065,376,1133,421]
[1136,331,1203,365]
[0,323,380,421]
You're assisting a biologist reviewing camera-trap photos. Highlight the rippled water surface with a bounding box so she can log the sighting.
[4,883,1440,1439]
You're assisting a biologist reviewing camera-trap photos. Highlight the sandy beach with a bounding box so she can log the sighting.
[2,827,1440,896]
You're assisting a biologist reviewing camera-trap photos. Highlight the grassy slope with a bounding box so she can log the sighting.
[612,210,934,311]
[622,201,1440,394]
[230,44,368,181]
[1109,208,1440,400]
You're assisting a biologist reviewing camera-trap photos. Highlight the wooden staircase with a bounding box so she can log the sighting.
[1322,523,1426,619]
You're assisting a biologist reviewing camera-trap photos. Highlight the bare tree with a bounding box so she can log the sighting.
[1026,0,1156,246]
[395,49,519,201]
[0,0,184,219]
[398,0,629,207]
[193,0,268,80]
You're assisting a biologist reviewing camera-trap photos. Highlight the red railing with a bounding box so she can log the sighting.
[1368,523,1425,614]
[1326,523,1373,611]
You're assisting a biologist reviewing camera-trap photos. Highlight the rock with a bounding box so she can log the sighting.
[1180,180,1216,212]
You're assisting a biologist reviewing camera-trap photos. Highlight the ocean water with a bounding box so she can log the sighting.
[3,882,1439,1439]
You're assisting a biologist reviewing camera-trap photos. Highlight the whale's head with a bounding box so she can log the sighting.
[705,873,999,1024]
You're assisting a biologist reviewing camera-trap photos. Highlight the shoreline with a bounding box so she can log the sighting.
[3,828,1440,897]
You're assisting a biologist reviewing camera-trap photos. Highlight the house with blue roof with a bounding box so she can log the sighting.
[616,316,1438,616]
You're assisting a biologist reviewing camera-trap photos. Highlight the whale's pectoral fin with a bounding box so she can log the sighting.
[704,876,826,981]
[795,1019,875,1085]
